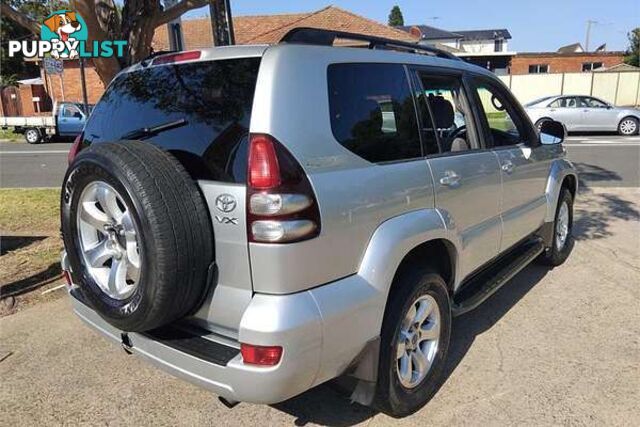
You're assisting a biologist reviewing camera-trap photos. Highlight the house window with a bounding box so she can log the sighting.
[528,64,549,74]
[582,62,603,72]
[494,39,504,52]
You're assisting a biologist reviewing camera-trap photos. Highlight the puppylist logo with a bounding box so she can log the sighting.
[8,10,126,60]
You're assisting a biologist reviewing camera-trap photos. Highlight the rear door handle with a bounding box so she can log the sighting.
[440,170,461,187]
[501,160,515,174]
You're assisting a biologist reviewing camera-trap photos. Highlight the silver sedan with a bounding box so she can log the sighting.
[525,95,640,136]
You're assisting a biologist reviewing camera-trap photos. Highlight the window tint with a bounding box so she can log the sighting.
[416,74,472,153]
[327,63,421,163]
[84,58,261,182]
[473,80,525,147]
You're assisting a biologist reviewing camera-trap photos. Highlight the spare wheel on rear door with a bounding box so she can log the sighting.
[61,141,214,332]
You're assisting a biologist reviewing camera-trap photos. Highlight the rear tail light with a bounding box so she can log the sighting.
[240,343,283,366]
[248,134,281,189]
[246,134,321,243]
[152,50,201,65]
[68,133,83,164]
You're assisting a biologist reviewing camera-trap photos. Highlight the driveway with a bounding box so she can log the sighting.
[1,187,638,426]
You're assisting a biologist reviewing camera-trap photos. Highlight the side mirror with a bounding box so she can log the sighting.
[73,112,83,119]
[539,120,565,145]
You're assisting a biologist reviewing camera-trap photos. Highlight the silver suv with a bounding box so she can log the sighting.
[60,28,577,417]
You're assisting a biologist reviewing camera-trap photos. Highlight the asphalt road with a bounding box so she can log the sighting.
[0,141,70,189]
[1,135,639,188]
[2,187,638,425]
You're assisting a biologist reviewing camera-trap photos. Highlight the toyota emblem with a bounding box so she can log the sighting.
[215,194,237,213]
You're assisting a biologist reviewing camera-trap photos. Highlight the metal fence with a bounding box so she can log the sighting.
[498,71,640,107]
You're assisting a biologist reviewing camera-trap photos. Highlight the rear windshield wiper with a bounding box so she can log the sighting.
[121,118,187,140]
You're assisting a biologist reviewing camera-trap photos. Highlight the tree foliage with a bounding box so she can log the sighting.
[388,5,404,27]
[624,28,639,67]
[0,1,67,83]
[1,0,210,86]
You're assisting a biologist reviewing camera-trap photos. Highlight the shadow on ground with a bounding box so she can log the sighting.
[571,162,639,240]
[0,235,47,255]
[0,263,61,298]
[272,264,550,426]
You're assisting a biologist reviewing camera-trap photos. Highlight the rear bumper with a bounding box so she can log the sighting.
[67,270,382,404]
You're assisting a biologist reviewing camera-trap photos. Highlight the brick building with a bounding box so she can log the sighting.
[36,6,416,107]
[510,51,625,74]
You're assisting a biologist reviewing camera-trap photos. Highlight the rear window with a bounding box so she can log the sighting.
[327,63,421,163]
[84,57,261,182]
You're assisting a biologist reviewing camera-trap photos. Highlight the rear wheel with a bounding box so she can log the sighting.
[618,117,639,136]
[24,128,42,144]
[61,141,214,332]
[374,269,451,417]
[538,187,574,266]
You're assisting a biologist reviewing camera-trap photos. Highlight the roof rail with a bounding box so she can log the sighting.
[280,27,461,61]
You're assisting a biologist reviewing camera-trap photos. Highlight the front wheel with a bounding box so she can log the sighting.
[24,128,42,144]
[535,118,553,132]
[374,269,451,417]
[618,117,639,136]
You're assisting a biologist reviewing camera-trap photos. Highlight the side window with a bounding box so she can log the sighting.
[327,63,421,163]
[472,80,526,147]
[415,73,473,153]
[63,105,81,117]
[549,97,577,108]
[580,97,608,108]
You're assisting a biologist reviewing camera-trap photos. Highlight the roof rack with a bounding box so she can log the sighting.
[280,27,461,61]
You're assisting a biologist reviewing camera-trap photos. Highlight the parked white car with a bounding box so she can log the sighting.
[525,95,640,136]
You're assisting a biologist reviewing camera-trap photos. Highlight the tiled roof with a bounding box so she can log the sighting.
[396,25,512,41]
[396,25,461,40]
[152,6,417,51]
[453,29,512,40]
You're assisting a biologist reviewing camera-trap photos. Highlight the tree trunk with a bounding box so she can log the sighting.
[75,0,124,85]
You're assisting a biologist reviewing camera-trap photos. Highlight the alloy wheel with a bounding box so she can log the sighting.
[76,181,142,300]
[396,294,441,389]
[620,119,637,135]
[555,201,570,250]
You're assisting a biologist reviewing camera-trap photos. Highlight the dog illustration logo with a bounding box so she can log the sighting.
[41,10,87,59]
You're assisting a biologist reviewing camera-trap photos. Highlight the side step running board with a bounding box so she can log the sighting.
[452,239,545,317]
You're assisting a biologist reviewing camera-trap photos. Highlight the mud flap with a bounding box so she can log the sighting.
[348,337,380,406]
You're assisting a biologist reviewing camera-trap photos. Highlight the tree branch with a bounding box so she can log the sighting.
[154,0,208,27]
[0,3,41,35]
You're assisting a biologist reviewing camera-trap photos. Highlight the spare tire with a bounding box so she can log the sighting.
[61,141,214,332]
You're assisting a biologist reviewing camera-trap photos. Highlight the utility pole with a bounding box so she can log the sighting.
[585,20,598,52]
[209,0,235,46]
[79,58,89,114]
[165,0,185,51]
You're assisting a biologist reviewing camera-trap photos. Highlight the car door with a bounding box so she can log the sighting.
[412,69,502,279]
[58,104,85,136]
[547,97,582,131]
[468,75,549,252]
[579,96,619,131]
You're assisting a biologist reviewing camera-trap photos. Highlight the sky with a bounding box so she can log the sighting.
[184,0,639,52]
